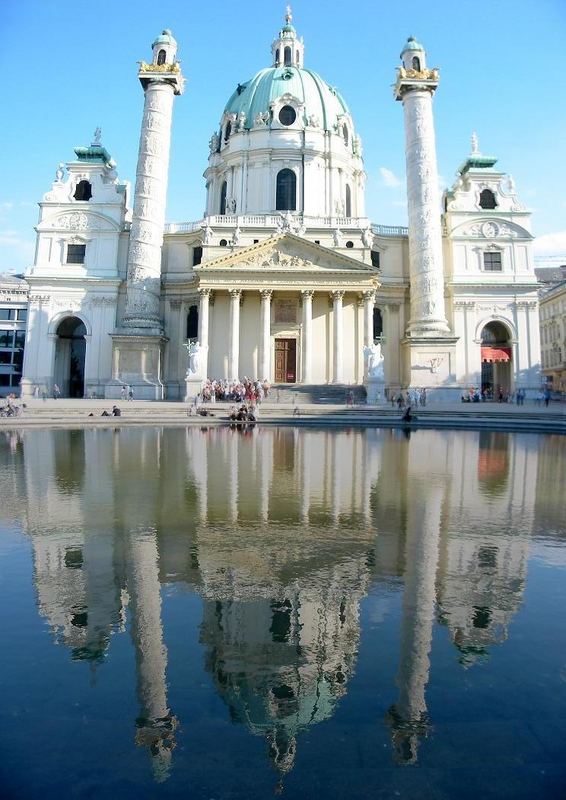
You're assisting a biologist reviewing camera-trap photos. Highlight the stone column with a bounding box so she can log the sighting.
[331,290,345,383]
[229,289,241,381]
[301,290,314,383]
[363,290,376,346]
[123,81,180,331]
[395,58,449,336]
[259,289,272,381]
[198,288,211,378]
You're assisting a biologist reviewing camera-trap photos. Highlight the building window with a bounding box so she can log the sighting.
[483,251,502,271]
[279,105,296,126]
[73,180,92,201]
[220,181,227,215]
[17,309,27,322]
[479,189,497,209]
[186,305,198,339]
[284,46,292,66]
[275,47,280,64]
[157,49,166,66]
[412,56,421,70]
[343,125,349,147]
[193,246,202,266]
[371,250,380,268]
[373,308,383,339]
[219,239,228,247]
[346,240,354,248]
[345,184,352,217]
[276,168,296,211]
[0,309,15,321]
[224,121,232,142]
[66,244,86,264]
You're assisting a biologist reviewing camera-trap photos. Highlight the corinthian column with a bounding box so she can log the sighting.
[301,290,314,383]
[259,290,272,381]
[229,289,241,381]
[198,288,211,378]
[331,291,345,383]
[122,33,184,331]
[395,38,449,337]
[363,290,376,346]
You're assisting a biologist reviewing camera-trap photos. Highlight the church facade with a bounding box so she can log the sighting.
[20,13,541,401]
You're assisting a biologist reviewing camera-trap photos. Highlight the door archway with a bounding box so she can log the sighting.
[54,316,87,397]
[480,321,512,399]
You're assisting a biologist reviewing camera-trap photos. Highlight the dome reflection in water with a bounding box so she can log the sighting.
[0,426,565,799]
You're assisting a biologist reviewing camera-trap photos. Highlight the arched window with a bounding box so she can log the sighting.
[220,181,227,215]
[343,125,349,147]
[481,322,509,345]
[157,49,166,66]
[186,305,198,339]
[296,51,300,65]
[412,56,421,70]
[284,46,292,66]
[373,308,383,339]
[275,48,280,64]
[276,168,296,211]
[73,180,92,201]
[345,184,352,217]
[479,189,497,209]
[224,121,232,142]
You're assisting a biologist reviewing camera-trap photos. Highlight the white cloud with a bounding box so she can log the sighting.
[379,167,402,188]
[533,230,566,257]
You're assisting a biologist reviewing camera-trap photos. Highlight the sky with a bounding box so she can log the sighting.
[1,0,565,272]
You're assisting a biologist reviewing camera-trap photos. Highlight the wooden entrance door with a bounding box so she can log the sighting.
[274,339,297,383]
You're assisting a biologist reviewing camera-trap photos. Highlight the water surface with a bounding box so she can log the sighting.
[0,426,565,799]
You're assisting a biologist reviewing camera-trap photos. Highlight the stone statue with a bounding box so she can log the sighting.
[55,163,65,182]
[353,134,362,157]
[202,223,213,245]
[362,227,374,248]
[227,197,236,214]
[185,340,206,377]
[333,227,343,247]
[93,127,102,146]
[237,111,246,131]
[209,132,220,154]
[232,226,241,246]
[363,342,385,380]
[308,113,320,128]
[254,111,269,127]
[507,174,516,193]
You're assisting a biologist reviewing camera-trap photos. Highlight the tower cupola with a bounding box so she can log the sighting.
[151,29,178,67]
[271,6,304,68]
[400,36,427,72]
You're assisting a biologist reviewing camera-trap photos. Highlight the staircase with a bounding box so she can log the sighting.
[268,384,366,404]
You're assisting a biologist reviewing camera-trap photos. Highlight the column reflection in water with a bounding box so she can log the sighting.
[4,424,551,786]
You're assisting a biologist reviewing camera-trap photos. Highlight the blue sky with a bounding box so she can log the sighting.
[1,0,565,271]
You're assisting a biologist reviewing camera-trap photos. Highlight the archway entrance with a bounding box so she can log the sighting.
[54,317,86,398]
[480,322,512,400]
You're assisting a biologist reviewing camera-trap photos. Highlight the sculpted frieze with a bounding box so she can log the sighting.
[46,212,99,231]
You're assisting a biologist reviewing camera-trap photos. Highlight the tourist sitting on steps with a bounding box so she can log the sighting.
[402,405,416,423]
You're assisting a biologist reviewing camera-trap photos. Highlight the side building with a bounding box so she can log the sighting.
[0,273,28,398]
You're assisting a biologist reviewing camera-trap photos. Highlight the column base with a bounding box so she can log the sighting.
[365,377,386,405]
[401,335,460,402]
[184,376,204,403]
[106,333,168,400]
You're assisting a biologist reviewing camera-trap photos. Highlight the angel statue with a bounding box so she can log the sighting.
[363,342,385,380]
[184,340,207,377]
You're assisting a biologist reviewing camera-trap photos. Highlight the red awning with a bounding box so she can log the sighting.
[481,346,512,363]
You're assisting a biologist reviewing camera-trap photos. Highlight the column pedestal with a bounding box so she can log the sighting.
[106,334,167,400]
[401,335,460,403]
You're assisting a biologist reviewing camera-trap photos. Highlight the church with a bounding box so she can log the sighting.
[20,12,541,401]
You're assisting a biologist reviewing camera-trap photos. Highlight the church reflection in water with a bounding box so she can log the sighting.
[2,423,544,780]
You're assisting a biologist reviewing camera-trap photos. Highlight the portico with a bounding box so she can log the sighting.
[189,234,379,384]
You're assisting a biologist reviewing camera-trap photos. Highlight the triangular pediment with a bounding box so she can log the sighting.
[196,234,377,274]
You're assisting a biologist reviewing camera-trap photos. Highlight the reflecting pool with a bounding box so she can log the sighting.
[0,426,565,799]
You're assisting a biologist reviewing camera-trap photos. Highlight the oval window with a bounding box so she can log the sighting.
[279,105,296,126]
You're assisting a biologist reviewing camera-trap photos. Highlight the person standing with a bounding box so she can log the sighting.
[120,385,127,401]
[53,384,61,399]
[128,386,134,401]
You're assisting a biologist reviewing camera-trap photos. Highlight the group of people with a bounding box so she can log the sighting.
[228,404,258,424]
[390,388,427,409]
[120,385,134,401]
[199,378,270,404]
[0,393,25,417]
[88,406,122,417]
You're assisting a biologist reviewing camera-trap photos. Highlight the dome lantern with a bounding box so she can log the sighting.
[400,35,427,72]
[271,6,304,68]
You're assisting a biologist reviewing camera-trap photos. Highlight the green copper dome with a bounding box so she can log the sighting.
[152,29,176,48]
[223,66,350,131]
[401,35,424,55]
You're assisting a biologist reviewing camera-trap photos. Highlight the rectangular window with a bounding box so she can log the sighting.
[0,330,14,348]
[371,250,381,268]
[483,251,502,271]
[12,350,23,369]
[0,352,11,364]
[17,308,27,321]
[0,374,9,387]
[14,330,25,349]
[0,308,15,320]
[192,246,203,266]
[66,244,86,264]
